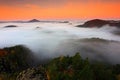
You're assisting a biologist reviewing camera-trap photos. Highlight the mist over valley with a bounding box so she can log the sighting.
[0,19,120,64]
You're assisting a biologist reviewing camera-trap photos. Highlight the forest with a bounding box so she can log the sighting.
[0,45,120,80]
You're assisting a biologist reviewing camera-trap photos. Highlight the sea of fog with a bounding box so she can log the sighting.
[0,22,120,64]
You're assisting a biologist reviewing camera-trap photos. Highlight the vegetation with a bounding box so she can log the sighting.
[46,53,118,80]
[0,45,35,80]
[0,46,120,80]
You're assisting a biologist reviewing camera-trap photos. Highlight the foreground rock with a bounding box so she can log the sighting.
[76,19,120,28]
[17,66,48,80]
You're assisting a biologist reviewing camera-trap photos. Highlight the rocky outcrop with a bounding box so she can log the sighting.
[76,19,120,28]
[16,66,48,80]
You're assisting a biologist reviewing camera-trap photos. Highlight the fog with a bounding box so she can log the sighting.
[0,22,120,64]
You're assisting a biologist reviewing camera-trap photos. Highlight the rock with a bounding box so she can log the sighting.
[76,19,120,28]
[16,66,48,80]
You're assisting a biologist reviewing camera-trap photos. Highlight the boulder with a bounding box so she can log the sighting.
[16,66,48,80]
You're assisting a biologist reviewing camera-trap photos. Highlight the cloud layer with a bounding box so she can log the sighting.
[0,0,119,7]
[0,22,120,64]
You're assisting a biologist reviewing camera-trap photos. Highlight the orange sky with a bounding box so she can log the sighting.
[0,0,120,20]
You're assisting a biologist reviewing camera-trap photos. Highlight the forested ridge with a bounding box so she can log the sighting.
[0,45,120,80]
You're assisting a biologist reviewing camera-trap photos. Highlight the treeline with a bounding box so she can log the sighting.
[46,53,120,80]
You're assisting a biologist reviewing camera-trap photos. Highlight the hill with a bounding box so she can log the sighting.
[76,19,120,28]
[28,19,40,22]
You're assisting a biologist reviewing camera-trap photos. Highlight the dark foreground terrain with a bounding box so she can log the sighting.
[0,45,120,80]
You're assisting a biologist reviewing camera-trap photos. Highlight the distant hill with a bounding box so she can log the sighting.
[76,19,120,28]
[4,25,17,28]
[0,19,69,23]
[28,19,40,22]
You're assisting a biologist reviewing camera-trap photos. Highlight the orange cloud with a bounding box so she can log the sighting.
[0,1,120,20]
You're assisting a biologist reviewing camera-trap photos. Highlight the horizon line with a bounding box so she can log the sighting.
[0,18,120,21]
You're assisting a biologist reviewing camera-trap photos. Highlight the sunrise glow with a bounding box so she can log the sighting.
[0,0,120,20]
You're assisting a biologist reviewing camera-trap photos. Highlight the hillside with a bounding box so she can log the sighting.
[0,45,36,80]
[0,46,120,80]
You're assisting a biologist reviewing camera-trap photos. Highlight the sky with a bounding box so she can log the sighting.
[0,0,120,20]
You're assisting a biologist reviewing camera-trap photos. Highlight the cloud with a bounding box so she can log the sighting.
[0,23,120,64]
[0,0,119,7]
[0,0,68,7]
